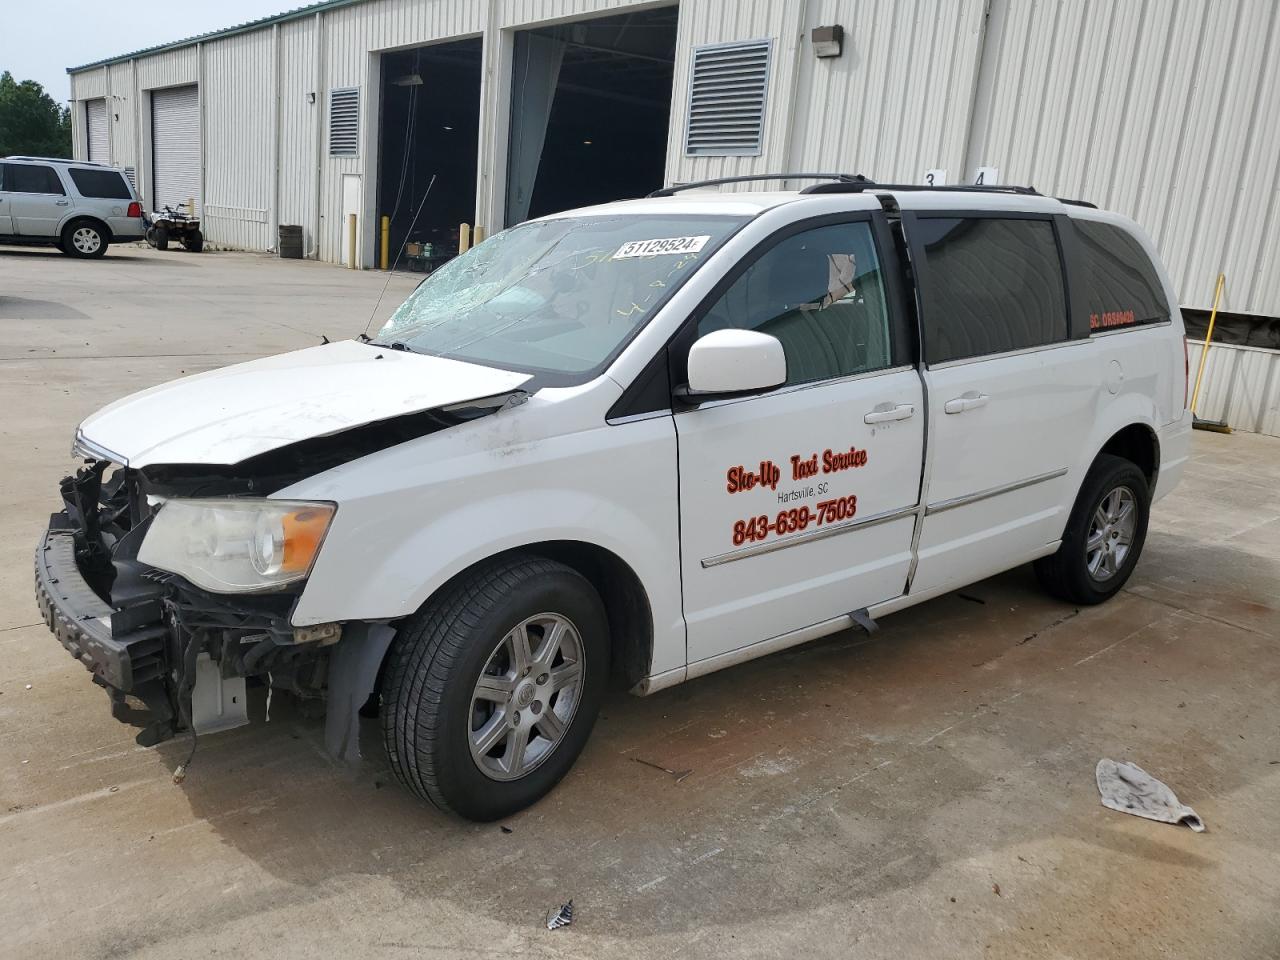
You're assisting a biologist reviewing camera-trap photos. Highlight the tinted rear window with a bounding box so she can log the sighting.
[1075,219,1170,331]
[68,167,133,200]
[916,217,1068,364]
[3,163,65,195]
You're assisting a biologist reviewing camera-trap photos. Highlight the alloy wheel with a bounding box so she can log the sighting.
[468,613,585,781]
[72,227,101,254]
[1086,485,1136,581]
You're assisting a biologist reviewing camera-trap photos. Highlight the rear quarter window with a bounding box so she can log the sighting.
[1075,219,1170,332]
[68,167,133,200]
[915,216,1069,364]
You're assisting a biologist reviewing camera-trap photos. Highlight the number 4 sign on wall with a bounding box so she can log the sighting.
[974,167,1000,185]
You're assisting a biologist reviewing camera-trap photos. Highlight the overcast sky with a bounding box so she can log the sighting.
[5,1,298,103]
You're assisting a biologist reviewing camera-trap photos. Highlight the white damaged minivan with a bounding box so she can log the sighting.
[35,175,1192,820]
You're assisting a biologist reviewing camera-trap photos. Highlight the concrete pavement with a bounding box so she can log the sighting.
[2,244,1278,959]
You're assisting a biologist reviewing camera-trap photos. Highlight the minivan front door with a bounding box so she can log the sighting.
[2,163,69,236]
[675,215,923,667]
[903,211,1097,597]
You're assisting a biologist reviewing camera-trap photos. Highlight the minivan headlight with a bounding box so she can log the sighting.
[138,498,336,593]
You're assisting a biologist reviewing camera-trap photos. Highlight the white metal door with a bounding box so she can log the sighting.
[341,174,362,267]
[675,215,922,666]
[86,99,109,163]
[151,85,200,214]
[904,212,1097,596]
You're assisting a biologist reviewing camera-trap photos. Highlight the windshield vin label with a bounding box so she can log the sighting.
[612,235,711,259]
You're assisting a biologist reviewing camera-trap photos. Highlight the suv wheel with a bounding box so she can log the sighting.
[62,220,109,259]
[1034,454,1150,605]
[381,556,609,821]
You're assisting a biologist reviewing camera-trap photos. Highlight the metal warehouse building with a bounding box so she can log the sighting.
[68,0,1280,327]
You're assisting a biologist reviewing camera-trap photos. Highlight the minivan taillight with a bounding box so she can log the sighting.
[127,201,143,218]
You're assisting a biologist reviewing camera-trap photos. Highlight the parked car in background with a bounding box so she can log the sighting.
[0,157,144,258]
[35,175,1191,821]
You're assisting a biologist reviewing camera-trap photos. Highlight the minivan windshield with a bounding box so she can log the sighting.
[377,214,745,376]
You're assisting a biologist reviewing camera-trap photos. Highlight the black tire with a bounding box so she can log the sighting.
[61,220,109,259]
[153,225,169,251]
[183,230,204,253]
[1034,454,1150,605]
[381,555,610,821]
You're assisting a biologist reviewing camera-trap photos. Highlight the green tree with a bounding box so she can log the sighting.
[0,71,71,157]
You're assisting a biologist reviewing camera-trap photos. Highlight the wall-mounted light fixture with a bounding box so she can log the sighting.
[811,25,845,58]
[307,91,316,104]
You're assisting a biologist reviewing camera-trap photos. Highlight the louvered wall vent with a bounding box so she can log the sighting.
[685,39,773,156]
[328,87,360,157]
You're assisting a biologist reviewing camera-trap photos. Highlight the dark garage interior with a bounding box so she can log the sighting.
[507,6,677,225]
[377,37,482,265]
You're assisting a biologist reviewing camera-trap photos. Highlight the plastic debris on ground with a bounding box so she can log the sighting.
[546,900,574,930]
[1096,759,1205,832]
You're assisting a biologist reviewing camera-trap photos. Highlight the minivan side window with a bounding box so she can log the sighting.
[916,217,1068,364]
[697,221,894,385]
[1075,219,1170,331]
[3,163,66,196]
[68,167,133,200]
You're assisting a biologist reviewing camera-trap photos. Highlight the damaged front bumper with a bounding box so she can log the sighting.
[35,457,392,763]
[35,517,175,744]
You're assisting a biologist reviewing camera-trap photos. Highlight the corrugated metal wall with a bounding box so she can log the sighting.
[279,17,322,256]
[63,0,1280,324]
[968,0,1280,317]
[203,30,276,250]
[1188,341,1280,436]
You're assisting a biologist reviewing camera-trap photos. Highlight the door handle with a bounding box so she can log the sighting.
[863,402,916,424]
[943,392,989,414]
[55,199,70,206]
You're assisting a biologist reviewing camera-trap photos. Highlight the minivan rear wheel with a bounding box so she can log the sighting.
[1034,454,1150,605]
[62,220,109,259]
[381,555,610,821]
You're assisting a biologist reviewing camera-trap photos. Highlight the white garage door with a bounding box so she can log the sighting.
[86,99,109,163]
[151,85,200,215]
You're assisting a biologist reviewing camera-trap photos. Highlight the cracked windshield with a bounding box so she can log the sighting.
[378,215,745,374]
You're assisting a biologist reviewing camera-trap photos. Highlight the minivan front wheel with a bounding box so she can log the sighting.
[381,556,609,821]
[62,220,108,259]
[1034,454,1150,605]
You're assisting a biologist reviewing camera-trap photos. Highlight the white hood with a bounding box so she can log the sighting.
[77,340,532,467]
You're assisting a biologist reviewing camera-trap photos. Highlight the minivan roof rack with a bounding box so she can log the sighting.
[646,173,1097,208]
[648,172,872,197]
[798,181,1041,196]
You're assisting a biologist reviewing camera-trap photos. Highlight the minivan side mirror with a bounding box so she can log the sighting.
[683,329,787,399]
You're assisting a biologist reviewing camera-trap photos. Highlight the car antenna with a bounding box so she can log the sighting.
[362,173,437,341]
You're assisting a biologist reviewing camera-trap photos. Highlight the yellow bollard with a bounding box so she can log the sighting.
[459,222,471,254]
[474,224,486,244]
[187,196,195,216]
[380,215,390,271]
[347,213,358,270]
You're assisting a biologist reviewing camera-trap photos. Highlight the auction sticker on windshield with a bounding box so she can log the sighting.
[612,235,711,259]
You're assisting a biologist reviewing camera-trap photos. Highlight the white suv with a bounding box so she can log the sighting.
[35,175,1191,820]
[0,156,144,258]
